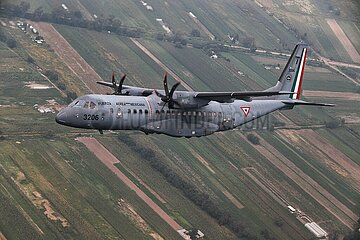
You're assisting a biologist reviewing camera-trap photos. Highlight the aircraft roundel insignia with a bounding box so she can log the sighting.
[240,106,250,117]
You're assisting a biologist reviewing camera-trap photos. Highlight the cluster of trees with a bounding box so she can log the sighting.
[2,2,143,38]
[343,218,360,240]
[0,28,18,49]
[247,133,260,145]
[118,135,263,239]
[155,32,188,48]
[325,118,345,129]
[0,130,5,141]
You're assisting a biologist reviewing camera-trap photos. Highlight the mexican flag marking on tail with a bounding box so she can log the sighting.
[290,47,307,99]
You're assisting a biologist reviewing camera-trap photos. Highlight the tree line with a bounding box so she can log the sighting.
[1,1,143,38]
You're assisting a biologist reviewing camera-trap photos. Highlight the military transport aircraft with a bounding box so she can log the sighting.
[55,43,333,137]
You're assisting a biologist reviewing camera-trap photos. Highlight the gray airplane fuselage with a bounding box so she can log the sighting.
[56,44,333,137]
[56,93,287,137]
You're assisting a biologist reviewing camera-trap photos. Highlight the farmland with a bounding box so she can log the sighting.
[1,0,360,239]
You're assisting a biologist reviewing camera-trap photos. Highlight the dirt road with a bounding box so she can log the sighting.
[76,137,183,231]
[326,19,360,63]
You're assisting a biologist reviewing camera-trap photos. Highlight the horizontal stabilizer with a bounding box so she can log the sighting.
[282,100,335,107]
[97,81,130,89]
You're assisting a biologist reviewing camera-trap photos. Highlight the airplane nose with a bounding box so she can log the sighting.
[55,110,67,125]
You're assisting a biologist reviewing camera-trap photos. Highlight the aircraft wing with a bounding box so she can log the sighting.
[194,91,294,101]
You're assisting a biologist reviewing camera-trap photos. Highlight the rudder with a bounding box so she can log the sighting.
[267,43,308,100]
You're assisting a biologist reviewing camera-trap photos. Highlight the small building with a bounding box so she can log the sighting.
[287,205,296,213]
[34,35,45,44]
[304,222,328,238]
[189,12,197,18]
[61,4,69,11]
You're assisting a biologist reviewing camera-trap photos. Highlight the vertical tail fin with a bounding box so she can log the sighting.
[266,43,308,100]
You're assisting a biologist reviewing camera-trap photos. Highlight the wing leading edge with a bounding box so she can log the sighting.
[194,91,294,101]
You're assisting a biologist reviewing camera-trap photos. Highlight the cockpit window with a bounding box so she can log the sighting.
[83,101,90,109]
[69,100,82,108]
[83,101,97,109]
[90,101,96,109]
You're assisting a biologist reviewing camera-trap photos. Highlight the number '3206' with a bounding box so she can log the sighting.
[83,114,99,120]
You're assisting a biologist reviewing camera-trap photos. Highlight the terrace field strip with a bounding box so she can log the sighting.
[265,131,360,209]
[242,132,357,229]
[338,20,360,54]
[326,18,360,63]
[318,128,360,166]
[78,0,156,29]
[295,130,360,191]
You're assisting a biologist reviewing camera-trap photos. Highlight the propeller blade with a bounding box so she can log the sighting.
[163,72,169,99]
[111,72,116,89]
[117,73,126,94]
[155,90,165,98]
[169,81,180,99]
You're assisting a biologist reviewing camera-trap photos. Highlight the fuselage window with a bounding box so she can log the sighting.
[156,110,160,114]
[110,108,114,114]
[203,112,207,116]
[116,108,122,118]
[144,109,149,114]
[128,109,131,114]
[139,109,143,114]
[133,109,137,114]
